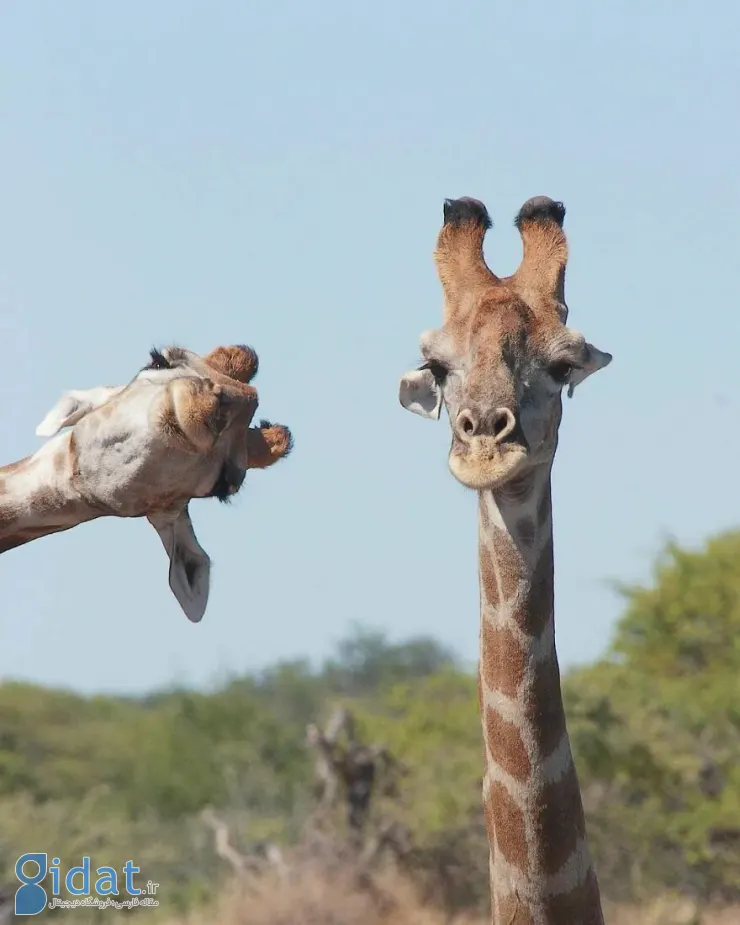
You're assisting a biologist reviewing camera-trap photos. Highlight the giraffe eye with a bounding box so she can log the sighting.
[146,348,172,370]
[548,361,573,385]
[420,361,448,384]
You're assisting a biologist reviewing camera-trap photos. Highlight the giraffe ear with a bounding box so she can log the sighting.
[148,507,211,623]
[399,368,443,420]
[35,386,125,437]
[567,343,612,398]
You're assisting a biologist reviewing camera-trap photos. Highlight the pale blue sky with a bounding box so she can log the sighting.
[1,1,739,694]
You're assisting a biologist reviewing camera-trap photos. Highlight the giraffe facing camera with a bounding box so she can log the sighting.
[0,343,292,623]
[400,195,611,492]
[399,196,612,924]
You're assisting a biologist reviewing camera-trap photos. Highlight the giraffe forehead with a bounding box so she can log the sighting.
[468,305,566,359]
[429,300,566,369]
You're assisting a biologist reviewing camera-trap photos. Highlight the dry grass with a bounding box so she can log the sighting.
[603,896,739,925]
[167,868,740,925]
[170,869,452,925]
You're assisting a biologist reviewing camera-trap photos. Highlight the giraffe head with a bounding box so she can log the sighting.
[36,342,292,507]
[399,196,612,490]
[13,343,292,622]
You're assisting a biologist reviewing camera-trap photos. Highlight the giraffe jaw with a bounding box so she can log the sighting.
[448,439,529,491]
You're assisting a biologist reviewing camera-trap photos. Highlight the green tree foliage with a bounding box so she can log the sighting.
[354,669,481,835]
[564,530,740,901]
[322,625,457,695]
[0,630,456,917]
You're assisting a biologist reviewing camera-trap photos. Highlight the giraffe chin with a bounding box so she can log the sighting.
[448,443,528,491]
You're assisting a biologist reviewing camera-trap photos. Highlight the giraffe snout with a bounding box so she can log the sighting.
[455,407,517,445]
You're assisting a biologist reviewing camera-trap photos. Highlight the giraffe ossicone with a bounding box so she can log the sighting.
[399,196,612,924]
[0,343,292,624]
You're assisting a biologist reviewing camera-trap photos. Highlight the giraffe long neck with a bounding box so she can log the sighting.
[477,469,604,925]
[0,441,99,555]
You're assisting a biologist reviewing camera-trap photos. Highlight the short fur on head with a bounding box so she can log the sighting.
[399,195,612,491]
[3,343,292,624]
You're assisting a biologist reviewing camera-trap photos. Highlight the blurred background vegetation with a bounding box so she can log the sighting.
[1,530,739,924]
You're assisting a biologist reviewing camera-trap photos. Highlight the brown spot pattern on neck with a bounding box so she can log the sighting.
[477,485,604,923]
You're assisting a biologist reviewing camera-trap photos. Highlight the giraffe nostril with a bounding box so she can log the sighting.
[456,410,478,441]
[491,408,517,444]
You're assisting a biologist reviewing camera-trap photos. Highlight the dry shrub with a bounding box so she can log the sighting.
[170,874,740,925]
[171,866,470,925]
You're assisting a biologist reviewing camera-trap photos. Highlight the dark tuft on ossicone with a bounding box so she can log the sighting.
[260,420,294,458]
[515,196,566,230]
[442,197,492,231]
